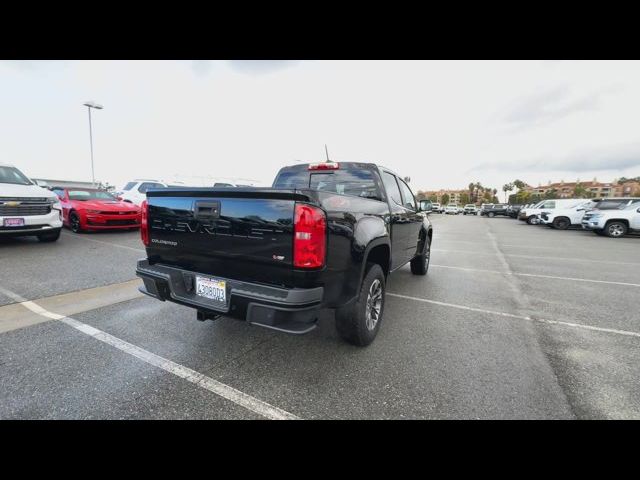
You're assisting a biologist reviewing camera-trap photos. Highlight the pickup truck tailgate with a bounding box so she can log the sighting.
[145,188,309,287]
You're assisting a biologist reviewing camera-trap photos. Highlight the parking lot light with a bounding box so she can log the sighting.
[83,101,104,187]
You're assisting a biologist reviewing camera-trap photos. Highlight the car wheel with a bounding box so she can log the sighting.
[37,230,61,242]
[410,235,430,275]
[552,217,570,230]
[605,221,627,238]
[69,211,83,233]
[488,212,495,218]
[526,216,538,225]
[335,263,385,347]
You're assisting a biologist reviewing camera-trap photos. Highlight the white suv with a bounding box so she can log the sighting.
[115,180,167,206]
[0,164,63,242]
[540,200,595,229]
[582,200,640,237]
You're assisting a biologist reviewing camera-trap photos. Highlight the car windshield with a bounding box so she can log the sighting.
[68,190,116,201]
[122,182,137,191]
[595,199,638,210]
[0,166,32,185]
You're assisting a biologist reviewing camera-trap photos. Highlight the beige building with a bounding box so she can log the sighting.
[422,189,468,204]
[523,178,640,199]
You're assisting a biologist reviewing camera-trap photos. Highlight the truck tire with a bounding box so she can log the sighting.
[605,221,627,238]
[552,217,570,230]
[410,235,430,275]
[526,216,537,225]
[335,263,385,347]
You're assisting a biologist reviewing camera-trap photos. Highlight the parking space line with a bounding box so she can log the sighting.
[0,284,299,420]
[430,264,640,288]
[432,249,640,266]
[386,292,640,339]
[61,231,145,253]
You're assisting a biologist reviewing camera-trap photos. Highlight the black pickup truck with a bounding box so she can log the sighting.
[136,162,433,346]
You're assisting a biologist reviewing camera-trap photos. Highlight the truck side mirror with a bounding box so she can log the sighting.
[637,207,640,213]
[419,200,433,212]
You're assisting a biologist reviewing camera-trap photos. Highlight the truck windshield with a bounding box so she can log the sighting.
[274,167,383,201]
[0,166,32,185]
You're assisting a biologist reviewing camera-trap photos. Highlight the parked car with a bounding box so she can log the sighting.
[540,200,594,229]
[482,204,510,218]
[582,201,640,237]
[540,197,640,230]
[0,163,63,242]
[136,161,433,346]
[479,203,494,216]
[445,204,460,214]
[463,204,478,215]
[518,199,589,225]
[431,202,444,213]
[115,179,168,205]
[507,204,524,218]
[52,187,141,233]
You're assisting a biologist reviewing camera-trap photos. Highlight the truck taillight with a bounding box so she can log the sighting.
[293,203,326,268]
[141,200,149,246]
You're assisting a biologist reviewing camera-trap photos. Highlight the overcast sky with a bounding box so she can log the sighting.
[2,60,640,191]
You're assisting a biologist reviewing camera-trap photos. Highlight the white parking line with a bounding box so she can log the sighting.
[0,285,298,420]
[386,292,640,339]
[61,231,145,253]
[430,264,640,288]
[432,248,640,266]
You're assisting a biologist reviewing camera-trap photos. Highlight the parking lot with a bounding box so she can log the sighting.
[1,213,639,419]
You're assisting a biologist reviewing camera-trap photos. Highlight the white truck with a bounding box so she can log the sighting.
[541,197,640,230]
[0,163,63,242]
[518,198,588,225]
[581,201,640,237]
[115,179,168,206]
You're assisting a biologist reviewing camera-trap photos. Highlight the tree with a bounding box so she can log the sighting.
[502,183,514,203]
[415,190,427,201]
[429,194,438,202]
[572,182,593,199]
[513,179,526,190]
[460,192,470,205]
[544,188,558,199]
[442,193,450,205]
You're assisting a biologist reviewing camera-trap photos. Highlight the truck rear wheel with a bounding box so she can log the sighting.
[335,263,385,347]
[410,235,430,275]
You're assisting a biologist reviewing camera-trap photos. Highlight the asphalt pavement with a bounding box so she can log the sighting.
[1,214,639,419]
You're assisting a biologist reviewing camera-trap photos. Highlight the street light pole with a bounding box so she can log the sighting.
[83,101,103,187]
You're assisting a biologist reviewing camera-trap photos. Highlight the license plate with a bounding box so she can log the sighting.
[195,276,226,303]
[3,218,25,227]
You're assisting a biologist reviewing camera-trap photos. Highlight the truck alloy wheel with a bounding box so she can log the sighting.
[606,221,627,238]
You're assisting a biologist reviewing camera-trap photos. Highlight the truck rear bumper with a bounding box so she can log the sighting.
[136,259,324,334]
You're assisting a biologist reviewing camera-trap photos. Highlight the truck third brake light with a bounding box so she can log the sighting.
[308,162,339,170]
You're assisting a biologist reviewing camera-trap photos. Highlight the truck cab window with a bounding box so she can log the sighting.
[397,179,416,210]
[382,172,402,206]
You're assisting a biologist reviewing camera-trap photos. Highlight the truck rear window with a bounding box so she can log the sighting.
[273,168,383,200]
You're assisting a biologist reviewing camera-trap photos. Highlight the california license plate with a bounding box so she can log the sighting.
[3,218,25,227]
[195,276,226,303]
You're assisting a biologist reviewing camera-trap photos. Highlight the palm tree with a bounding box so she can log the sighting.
[502,183,514,203]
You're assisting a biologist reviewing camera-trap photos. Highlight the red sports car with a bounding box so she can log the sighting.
[53,187,141,233]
